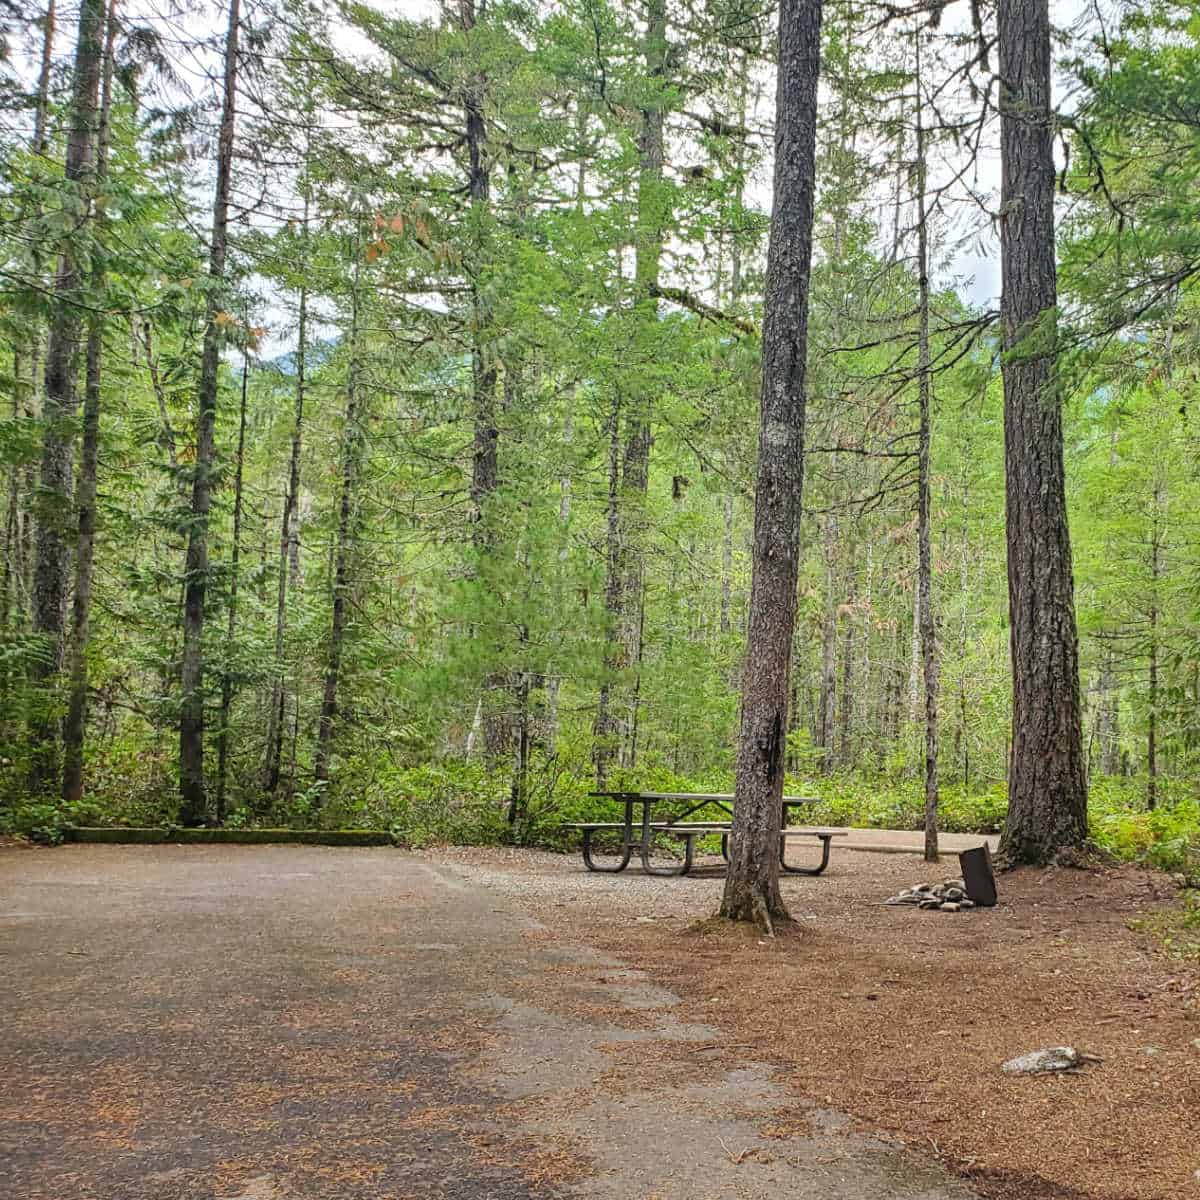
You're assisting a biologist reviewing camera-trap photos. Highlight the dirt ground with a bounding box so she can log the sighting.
[430,845,1200,1200]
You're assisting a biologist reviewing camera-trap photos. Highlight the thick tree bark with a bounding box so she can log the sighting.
[314,255,364,787]
[61,2,117,804]
[29,0,104,793]
[996,0,1088,864]
[178,0,240,824]
[720,0,823,927]
[214,338,250,823]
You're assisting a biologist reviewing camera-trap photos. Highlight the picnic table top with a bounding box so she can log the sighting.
[565,820,846,836]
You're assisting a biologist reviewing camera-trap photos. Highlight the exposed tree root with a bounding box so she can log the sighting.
[751,887,775,938]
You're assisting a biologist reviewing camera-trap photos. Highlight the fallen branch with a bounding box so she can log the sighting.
[649,283,758,337]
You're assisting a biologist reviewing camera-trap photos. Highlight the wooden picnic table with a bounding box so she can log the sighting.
[567,791,847,878]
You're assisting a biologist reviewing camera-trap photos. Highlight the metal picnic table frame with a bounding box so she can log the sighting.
[572,791,844,878]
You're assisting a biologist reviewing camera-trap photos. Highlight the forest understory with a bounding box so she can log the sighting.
[2,0,1199,884]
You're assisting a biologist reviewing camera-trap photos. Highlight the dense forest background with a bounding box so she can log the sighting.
[1,0,1197,868]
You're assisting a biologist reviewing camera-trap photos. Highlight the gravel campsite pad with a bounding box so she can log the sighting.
[430,845,1200,1200]
[2,841,1196,1200]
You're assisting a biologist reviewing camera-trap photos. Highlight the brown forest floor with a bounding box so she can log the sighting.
[436,846,1200,1200]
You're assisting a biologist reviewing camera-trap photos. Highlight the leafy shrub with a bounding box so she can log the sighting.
[8,728,1194,878]
[319,755,512,847]
[1088,778,1199,875]
[7,800,68,845]
[781,773,1007,834]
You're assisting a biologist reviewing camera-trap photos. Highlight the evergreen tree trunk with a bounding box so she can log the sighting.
[3,346,32,648]
[507,642,531,828]
[996,0,1088,863]
[3,2,56,650]
[719,492,734,635]
[62,3,117,804]
[23,1,57,634]
[314,252,364,787]
[858,539,873,755]
[1147,482,1162,809]
[593,0,667,773]
[542,401,573,754]
[1097,434,1120,776]
[907,583,920,724]
[914,28,940,862]
[137,320,181,473]
[621,0,665,750]
[817,515,838,771]
[459,0,509,759]
[178,0,240,825]
[29,0,104,793]
[717,55,749,641]
[836,570,855,766]
[214,337,250,823]
[1097,648,1119,774]
[593,395,622,787]
[720,0,823,928]
[1,368,19,642]
[34,0,56,153]
[265,187,309,796]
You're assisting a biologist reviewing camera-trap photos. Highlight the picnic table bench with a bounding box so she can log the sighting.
[567,792,847,878]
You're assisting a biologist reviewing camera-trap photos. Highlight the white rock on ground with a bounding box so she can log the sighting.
[1001,1047,1085,1075]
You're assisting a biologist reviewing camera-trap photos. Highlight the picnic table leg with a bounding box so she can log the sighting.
[779,833,833,876]
[581,828,633,872]
[720,832,730,862]
[640,831,696,877]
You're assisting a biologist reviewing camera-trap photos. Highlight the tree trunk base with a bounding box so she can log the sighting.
[995,841,1094,872]
[718,883,791,936]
